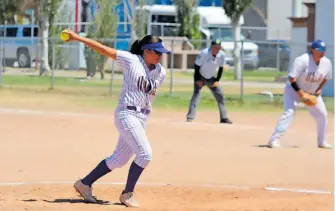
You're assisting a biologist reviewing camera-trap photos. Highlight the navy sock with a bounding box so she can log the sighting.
[81,160,111,187]
[123,161,144,193]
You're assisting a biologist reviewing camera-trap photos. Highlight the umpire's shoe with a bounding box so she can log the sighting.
[74,179,97,203]
[220,118,233,124]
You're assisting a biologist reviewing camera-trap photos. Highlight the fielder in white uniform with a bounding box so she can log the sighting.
[62,30,170,207]
[268,40,333,149]
[186,40,232,124]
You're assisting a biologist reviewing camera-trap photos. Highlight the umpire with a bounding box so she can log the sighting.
[186,40,232,124]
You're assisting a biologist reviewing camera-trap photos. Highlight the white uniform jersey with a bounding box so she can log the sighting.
[116,50,166,111]
[287,53,332,94]
[195,48,226,79]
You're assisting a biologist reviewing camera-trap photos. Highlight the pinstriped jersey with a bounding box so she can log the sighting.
[116,50,166,111]
[287,53,332,94]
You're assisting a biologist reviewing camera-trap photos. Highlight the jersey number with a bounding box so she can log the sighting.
[137,76,157,95]
[306,72,323,83]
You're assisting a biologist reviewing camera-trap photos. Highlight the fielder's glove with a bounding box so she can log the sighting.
[300,93,317,106]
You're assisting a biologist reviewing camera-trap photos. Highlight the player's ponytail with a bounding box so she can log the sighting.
[129,35,162,55]
[130,39,143,55]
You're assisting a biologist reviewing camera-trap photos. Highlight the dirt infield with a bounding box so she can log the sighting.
[0,107,333,211]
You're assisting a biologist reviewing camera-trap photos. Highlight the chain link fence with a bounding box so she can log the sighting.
[0,35,333,109]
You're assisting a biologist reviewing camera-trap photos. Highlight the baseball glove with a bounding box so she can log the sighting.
[301,93,317,106]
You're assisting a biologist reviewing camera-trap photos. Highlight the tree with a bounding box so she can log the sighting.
[175,0,202,49]
[49,0,72,70]
[223,0,253,80]
[35,0,63,76]
[175,0,192,38]
[134,0,148,39]
[85,0,118,79]
[0,0,23,24]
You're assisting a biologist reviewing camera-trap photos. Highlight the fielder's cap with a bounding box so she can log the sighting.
[211,39,222,46]
[311,40,326,52]
[141,42,171,54]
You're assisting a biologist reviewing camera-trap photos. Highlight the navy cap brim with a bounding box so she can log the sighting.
[154,48,171,54]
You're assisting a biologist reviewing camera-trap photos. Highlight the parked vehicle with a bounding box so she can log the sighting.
[207,27,259,69]
[140,5,260,69]
[257,40,291,71]
[0,24,39,68]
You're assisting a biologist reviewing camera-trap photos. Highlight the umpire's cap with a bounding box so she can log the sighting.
[211,39,222,46]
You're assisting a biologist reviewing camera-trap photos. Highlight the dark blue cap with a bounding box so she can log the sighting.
[141,42,171,54]
[311,40,326,52]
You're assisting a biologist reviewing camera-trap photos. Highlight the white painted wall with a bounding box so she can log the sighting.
[289,27,307,67]
[267,0,292,40]
[315,0,334,97]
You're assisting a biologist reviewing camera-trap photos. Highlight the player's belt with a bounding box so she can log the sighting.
[126,106,151,115]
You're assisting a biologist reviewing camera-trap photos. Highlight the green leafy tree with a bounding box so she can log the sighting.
[48,0,72,70]
[189,10,202,49]
[35,0,63,76]
[223,0,253,80]
[134,0,148,39]
[175,0,191,38]
[0,0,23,24]
[85,0,118,79]
[175,0,202,49]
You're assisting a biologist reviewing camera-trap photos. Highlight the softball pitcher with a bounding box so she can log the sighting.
[268,40,332,149]
[61,29,170,207]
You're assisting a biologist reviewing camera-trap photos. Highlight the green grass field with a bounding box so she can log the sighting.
[0,71,333,113]
[169,69,287,82]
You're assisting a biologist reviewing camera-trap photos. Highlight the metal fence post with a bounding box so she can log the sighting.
[240,40,244,101]
[169,39,174,96]
[51,39,56,89]
[276,39,280,71]
[3,21,6,73]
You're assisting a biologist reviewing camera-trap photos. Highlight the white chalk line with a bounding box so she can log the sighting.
[0,108,108,119]
[264,187,332,195]
[1,107,333,137]
[0,181,331,195]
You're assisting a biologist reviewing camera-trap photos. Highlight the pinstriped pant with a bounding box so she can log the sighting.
[105,110,152,170]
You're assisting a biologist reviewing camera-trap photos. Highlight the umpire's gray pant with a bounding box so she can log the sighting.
[186,77,228,121]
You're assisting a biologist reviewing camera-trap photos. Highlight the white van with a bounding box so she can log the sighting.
[197,6,259,69]
[140,5,259,69]
[0,24,39,68]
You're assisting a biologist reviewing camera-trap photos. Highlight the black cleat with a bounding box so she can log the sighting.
[220,118,233,124]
